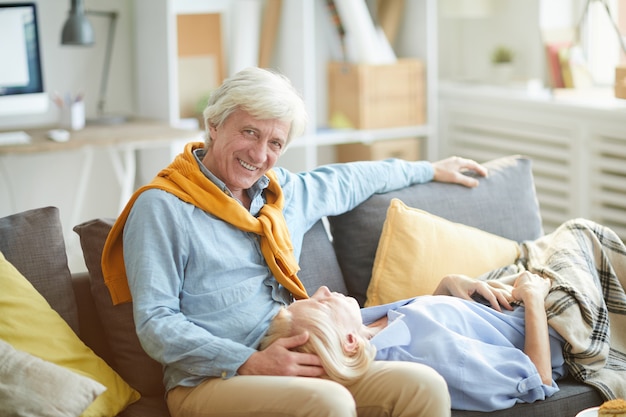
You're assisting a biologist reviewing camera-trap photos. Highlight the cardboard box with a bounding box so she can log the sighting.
[616,66,626,99]
[328,59,425,129]
[336,137,421,162]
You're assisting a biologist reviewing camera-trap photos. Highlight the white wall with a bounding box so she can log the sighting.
[0,0,136,271]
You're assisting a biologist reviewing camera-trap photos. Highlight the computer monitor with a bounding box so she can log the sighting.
[0,2,48,117]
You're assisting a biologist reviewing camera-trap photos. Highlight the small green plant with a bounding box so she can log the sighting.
[491,46,513,64]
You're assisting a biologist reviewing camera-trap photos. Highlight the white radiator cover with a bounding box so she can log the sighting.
[440,84,626,241]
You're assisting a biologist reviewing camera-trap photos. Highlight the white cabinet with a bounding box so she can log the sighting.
[133,0,438,171]
[439,82,626,241]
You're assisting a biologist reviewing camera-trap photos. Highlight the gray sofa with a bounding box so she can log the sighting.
[0,154,603,416]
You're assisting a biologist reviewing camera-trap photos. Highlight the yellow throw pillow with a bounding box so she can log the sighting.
[366,199,520,306]
[0,251,140,417]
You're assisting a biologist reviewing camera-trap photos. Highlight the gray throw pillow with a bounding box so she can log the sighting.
[0,206,79,333]
[73,218,165,397]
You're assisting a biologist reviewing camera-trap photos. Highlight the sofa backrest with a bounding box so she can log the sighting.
[298,219,348,294]
[329,155,543,306]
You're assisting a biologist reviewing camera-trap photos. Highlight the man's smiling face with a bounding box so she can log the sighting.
[202,108,289,199]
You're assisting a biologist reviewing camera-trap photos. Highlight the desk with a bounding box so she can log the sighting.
[0,120,203,224]
[0,120,203,154]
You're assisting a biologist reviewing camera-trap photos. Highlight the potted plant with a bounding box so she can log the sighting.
[491,45,514,84]
[491,46,513,64]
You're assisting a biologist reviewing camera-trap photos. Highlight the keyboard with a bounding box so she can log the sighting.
[0,131,32,146]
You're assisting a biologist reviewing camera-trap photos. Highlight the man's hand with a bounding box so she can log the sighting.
[238,332,325,377]
[431,156,488,188]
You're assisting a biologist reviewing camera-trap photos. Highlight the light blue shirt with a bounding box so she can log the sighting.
[363,296,567,412]
[123,151,434,391]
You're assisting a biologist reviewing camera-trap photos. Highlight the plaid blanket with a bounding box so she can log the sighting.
[480,218,626,400]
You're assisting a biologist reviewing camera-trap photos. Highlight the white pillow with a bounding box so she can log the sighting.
[0,339,106,417]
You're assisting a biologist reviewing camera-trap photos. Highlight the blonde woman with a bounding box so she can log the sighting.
[260,271,566,412]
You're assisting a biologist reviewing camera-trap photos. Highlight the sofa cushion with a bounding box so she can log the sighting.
[73,218,165,397]
[118,396,171,417]
[299,219,348,294]
[365,198,521,306]
[0,206,79,333]
[0,251,140,417]
[0,339,106,417]
[329,155,543,306]
[451,376,602,417]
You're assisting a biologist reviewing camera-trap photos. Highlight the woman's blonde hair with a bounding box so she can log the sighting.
[202,67,307,150]
[259,304,375,385]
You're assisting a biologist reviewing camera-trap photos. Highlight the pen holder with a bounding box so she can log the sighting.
[60,101,85,131]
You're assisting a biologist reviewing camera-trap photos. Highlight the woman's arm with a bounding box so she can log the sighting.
[511,272,552,385]
[435,273,554,385]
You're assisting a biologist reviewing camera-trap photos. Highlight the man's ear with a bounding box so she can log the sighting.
[343,333,359,355]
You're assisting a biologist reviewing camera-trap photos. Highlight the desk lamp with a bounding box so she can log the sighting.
[61,0,125,124]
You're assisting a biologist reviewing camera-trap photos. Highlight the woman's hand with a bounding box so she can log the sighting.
[511,271,551,304]
[431,156,488,188]
[434,274,513,312]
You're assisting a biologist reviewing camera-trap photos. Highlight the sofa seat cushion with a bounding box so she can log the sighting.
[118,395,172,417]
[0,339,106,417]
[451,376,602,417]
[329,155,543,306]
[0,251,140,417]
[0,206,79,333]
